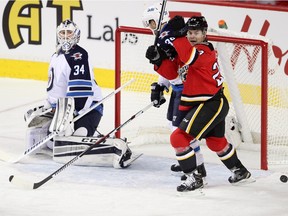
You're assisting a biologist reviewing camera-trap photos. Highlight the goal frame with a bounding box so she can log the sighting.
[115,25,268,170]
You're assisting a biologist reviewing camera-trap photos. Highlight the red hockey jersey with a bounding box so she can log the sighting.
[157,37,224,110]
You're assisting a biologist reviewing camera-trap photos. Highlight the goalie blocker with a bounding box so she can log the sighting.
[53,136,134,168]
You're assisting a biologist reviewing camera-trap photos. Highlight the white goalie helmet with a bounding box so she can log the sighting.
[57,19,80,53]
[142,2,170,31]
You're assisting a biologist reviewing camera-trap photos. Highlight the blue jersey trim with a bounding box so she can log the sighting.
[68,80,92,86]
[171,84,183,92]
[66,91,94,97]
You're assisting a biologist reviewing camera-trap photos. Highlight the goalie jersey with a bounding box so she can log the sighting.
[47,45,103,115]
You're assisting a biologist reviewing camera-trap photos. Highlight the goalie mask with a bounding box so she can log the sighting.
[142,2,169,32]
[57,19,80,53]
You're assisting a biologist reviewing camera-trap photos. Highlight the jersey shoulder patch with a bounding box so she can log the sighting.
[65,45,88,69]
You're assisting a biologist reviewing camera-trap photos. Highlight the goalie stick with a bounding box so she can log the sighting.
[9,100,156,189]
[7,78,135,164]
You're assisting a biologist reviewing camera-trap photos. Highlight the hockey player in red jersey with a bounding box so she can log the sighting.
[142,3,206,182]
[146,15,252,192]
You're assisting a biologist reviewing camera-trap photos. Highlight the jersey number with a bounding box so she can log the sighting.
[212,61,224,87]
[73,64,85,76]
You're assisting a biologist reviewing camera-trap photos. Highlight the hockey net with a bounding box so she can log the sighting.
[115,26,288,170]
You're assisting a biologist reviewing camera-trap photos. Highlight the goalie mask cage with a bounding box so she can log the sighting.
[115,26,288,170]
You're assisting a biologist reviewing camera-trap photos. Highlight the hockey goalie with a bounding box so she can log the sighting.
[24,97,136,169]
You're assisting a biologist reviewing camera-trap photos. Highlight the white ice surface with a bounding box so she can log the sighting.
[0,78,288,216]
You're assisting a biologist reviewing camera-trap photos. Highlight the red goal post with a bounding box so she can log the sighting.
[115,25,287,170]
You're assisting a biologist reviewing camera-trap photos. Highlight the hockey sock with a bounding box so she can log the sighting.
[217,143,243,170]
[190,139,204,165]
[176,147,197,174]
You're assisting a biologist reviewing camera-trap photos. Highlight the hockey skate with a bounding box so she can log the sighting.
[228,167,254,185]
[177,173,204,192]
[180,163,207,184]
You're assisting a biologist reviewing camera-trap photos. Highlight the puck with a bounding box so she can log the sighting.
[280,175,288,183]
[9,175,14,182]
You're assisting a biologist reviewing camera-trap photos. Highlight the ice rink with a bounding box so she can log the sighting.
[0,78,288,216]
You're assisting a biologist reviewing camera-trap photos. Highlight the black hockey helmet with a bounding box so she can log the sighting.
[186,16,208,31]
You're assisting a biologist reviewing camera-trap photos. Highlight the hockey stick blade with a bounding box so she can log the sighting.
[9,154,81,189]
[9,145,116,189]
[9,101,154,189]
[9,175,35,190]
[9,154,143,190]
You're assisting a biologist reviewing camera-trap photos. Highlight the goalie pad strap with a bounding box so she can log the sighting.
[53,142,115,157]
[53,136,124,156]
[53,136,130,167]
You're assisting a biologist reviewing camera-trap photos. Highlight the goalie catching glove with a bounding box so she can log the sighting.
[150,82,167,108]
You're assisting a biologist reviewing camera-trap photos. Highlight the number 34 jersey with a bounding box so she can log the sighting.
[47,45,103,115]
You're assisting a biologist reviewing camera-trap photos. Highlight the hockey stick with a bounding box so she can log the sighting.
[154,0,167,45]
[8,78,135,163]
[9,100,156,189]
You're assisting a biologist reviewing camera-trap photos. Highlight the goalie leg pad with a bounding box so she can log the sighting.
[53,136,133,168]
[49,97,75,135]
[25,118,53,153]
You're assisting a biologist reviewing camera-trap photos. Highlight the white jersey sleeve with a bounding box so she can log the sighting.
[157,75,170,89]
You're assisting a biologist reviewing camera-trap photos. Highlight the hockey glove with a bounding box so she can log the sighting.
[154,16,186,59]
[168,15,187,37]
[145,45,167,67]
[150,82,166,108]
